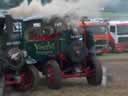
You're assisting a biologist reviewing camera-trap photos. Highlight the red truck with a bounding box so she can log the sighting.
[108,21,128,52]
[84,20,110,54]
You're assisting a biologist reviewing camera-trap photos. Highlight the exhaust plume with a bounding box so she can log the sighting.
[8,0,103,18]
[8,0,29,17]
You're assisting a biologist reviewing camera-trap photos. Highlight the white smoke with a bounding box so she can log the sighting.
[27,0,44,16]
[8,0,29,17]
[41,0,103,17]
[8,0,103,18]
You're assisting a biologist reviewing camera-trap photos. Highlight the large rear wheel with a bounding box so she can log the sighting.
[46,60,62,89]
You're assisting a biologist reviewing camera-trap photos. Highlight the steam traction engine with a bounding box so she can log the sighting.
[22,16,103,89]
[0,15,40,94]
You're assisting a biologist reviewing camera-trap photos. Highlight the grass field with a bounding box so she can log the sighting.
[30,53,128,96]
[5,53,128,96]
[98,53,128,60]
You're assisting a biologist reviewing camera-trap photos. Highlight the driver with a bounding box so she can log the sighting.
[78,19,96,56]
[67,20,96,73]
[65,26,88,73]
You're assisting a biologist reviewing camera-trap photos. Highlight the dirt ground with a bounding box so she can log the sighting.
[5,53,128,96]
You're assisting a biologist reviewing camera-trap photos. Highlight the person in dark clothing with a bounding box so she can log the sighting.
[85,29,96,56]
[79,20,96,56]
[63,18,96,72]
[0,17,6,50]
[0,16,7,78]
[64,27,88,73]
[0,16,6,96]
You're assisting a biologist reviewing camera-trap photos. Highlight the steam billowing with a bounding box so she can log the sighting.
[8,0,103,18]
[8,0,29,17]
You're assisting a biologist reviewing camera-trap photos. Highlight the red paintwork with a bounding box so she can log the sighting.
[108,21,128,52]
[5,74,20,85]
[114,43,128,52]
[62,67,93,78]
[78,20,110,54]
[47,64,56,84]
[47,53,95,79]
[16,71,33,90]
[94,34,110,54]
[78,21,108,27]
[57,53,66,61]
[94,34,107,40]
[107,31,128,52]
[29,32,60,41]
[96,48,110,54]
[5,69,33,90]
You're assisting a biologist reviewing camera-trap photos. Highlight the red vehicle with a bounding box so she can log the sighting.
[108,21,128,52]
[84,20,110,54]
[0,15,103,92]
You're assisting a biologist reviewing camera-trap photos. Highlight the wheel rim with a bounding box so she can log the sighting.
[47,64,55,85]
[16,68,33,90]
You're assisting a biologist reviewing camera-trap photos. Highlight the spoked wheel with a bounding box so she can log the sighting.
[87,58,103,86]
[15,65,40,91]
[46,60,62,89]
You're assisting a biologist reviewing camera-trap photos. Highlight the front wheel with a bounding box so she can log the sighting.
[46,60,62,89]
[15,65,40,91]
[87,59,103,86]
